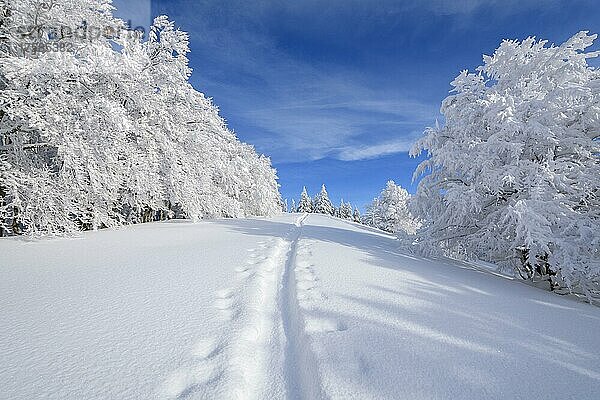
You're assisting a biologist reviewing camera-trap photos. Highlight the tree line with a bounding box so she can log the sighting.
[286,184,361,223]
[286,182,419,235]
[0,1,282,236]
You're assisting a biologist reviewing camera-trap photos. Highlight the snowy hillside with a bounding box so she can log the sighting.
[1,214,599,399]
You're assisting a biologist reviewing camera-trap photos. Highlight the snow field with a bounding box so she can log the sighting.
[297,214,600,400]
[1,214,599,399]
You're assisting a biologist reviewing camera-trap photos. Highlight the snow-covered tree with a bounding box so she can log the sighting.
[313,184,335,215]
[362,198,379,227]
[0,1,281,236]
[290,198,297,213]
[410,32,600,300]
[297,187,313,213]
[338,200,353,220]
[364,181,418,234]
[352,207,361,223]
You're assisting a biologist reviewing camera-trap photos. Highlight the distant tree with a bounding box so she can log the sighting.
[313,184,335,215]
[364,181,419,234]
[362,198,380,227]
[352,208,361,223]
[338,200,353,220]
[297,186,313,213]
[290,198,297,213]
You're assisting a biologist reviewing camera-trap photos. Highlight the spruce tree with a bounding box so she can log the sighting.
[297,186,313,213]
[313,184,335,215]
[338,200,352,220]
[334,200,342,218]
[353,208,361,223]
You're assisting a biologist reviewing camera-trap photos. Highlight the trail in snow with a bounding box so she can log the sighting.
[281,214,326,400]
[159,213,323,399]
[159,235,287,399]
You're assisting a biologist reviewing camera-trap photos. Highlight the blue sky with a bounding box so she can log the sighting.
[114,0,599,210]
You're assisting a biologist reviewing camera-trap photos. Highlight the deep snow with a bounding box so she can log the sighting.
[1,214,599,399]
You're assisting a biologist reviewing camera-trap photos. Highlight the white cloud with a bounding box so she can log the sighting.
[240,86,435,136]
[336,137,419,161]
[209,63,438,161]
[181,1,440,162]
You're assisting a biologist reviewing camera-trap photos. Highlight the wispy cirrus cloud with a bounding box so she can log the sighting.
[336,136,420,161]
[152,0,441,163]
[236,80,437,161]
[154,0,577,163]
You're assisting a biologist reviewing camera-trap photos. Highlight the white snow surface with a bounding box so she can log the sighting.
[1,213,599,399]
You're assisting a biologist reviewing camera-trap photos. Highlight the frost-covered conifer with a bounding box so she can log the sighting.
[313,184,335,215]
[297,187,313,213]
[352,208,361,223]
[338,200,353,220]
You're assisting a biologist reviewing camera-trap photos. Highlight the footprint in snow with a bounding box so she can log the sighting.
[296,271,317,282]
[297,280,316,291]
[217,309,237,321]
[234,268,255,281]
[295,260,309,267]
[248,253,267,260]
[213,297,235,310]
[160,363,220,399]
[192,337,222,359]
[305,317,348,334]
[240,320,269,343]
[247,256,268,265]
[255,266,276,277]
[213,289,239,320]
[215,288,234,299]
